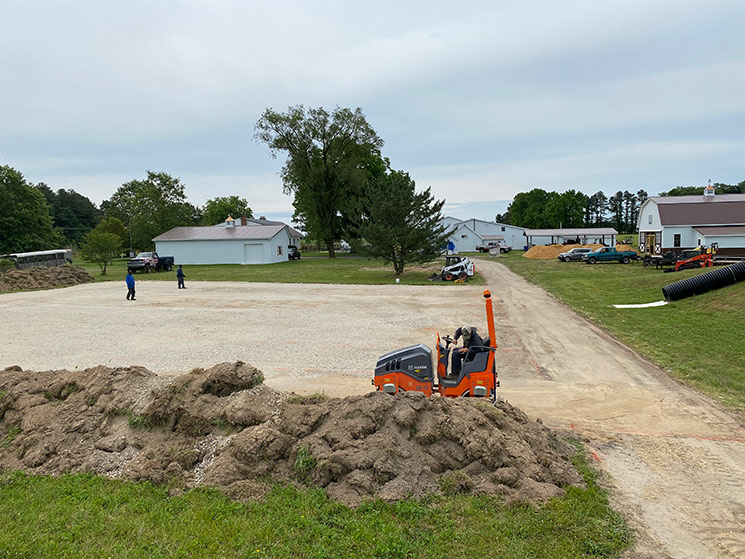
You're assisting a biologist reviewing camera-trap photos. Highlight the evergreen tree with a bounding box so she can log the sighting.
[359,170,448,277]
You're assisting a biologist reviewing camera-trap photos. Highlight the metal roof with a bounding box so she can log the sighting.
[524,228,618,236]
[650,194,745,204]
[216,219,304,238]
[648,195,745,226]
[693,225,745,236]
[153,225,286,241]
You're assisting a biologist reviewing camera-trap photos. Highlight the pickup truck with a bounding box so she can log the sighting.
[127,251,175,273]
[583,247,637,264]
[476,241,511,253]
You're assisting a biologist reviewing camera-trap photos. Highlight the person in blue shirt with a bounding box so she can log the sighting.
[125,271,136,301]
[176,265,186,289]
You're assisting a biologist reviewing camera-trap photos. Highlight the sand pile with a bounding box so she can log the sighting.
[0,362,583,507]
[0,264,93,293]
[523,244,635,259]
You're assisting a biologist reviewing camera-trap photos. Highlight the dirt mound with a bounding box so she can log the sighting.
[0,362,583,507]
[0,264,94,293]
[523,244,635,259]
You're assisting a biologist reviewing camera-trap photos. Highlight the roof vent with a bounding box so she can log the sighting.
[225,215,235,228]
[704,180,715,197]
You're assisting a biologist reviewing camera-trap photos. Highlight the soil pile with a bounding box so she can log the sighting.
[0,362,583,507]
[523,244,636,259]
[0,265,94,293]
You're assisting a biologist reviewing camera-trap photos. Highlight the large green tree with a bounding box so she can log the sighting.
[37,184,103,245]
[359,170,448,276]
[103,171,199,250]
[507,189,559,228]
[545,189,588,228]
[255,105,383,257]
[0,166,65,253]
[201,196,253,226]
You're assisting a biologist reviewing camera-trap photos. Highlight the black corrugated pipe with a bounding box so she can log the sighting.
[662,261,745,301]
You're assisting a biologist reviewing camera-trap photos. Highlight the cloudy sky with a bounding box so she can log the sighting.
[2,0,744,221]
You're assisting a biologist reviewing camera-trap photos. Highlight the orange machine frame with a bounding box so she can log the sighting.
[373,290,498,399]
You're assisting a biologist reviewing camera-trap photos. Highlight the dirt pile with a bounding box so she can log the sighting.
[0,264,94,293]
[0,362,583,507]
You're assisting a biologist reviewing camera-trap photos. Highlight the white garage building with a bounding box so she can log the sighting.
[441,217,526,252]
[154,218,298,265]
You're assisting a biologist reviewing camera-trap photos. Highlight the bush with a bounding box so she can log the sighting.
[0,259,14,274]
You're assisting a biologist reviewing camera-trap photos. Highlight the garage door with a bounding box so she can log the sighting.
[243,243,264,264]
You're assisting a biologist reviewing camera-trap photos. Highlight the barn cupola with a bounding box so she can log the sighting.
[225,215,236,228]
[704,180,715,197]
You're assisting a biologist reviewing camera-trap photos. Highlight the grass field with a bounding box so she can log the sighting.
[0,445,630,559]
[79,255,486,286]
[497,252,745,413]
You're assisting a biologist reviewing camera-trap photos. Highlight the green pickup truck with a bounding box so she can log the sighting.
[583,247,638,264]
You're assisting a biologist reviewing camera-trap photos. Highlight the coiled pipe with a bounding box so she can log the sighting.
[662,261,745,301]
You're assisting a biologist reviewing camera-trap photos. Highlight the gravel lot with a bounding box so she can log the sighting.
[4,263,745,557]
[0,280,484,395]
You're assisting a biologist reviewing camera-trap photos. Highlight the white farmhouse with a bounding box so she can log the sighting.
[637,186,745,256]
[154,216,303,265]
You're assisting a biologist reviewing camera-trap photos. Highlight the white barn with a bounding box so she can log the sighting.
[154,217,300,265]
[638,187,745,256]
[442,217,526,252]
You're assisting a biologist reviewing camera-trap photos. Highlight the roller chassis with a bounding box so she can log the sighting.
[372,291,499,399]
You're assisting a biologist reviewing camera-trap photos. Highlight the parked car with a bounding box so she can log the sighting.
[127,252,174,273]
[583,247,638,264]
[558,247,593,262]
[476,240,511,253]
[288,245,301,260]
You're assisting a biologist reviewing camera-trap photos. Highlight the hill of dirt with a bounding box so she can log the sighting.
[0,362,584,507]
[0,264,93,293]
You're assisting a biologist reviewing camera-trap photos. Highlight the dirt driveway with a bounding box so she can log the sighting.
[2,264,744,557]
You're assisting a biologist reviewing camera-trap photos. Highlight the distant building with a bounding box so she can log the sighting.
[637,187,745,256]
[153,215,304,265]
[441,217,526,252]
[524,228,618,247]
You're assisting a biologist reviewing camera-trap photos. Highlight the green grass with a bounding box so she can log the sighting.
[77,255,486,286]
[498,252,745,413]
[0,446,629,558]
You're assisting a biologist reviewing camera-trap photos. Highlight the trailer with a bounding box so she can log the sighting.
[0,249,73,270]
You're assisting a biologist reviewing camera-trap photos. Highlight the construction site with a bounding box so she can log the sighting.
[1,261,745,558]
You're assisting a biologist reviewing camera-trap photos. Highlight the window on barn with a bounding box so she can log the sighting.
[674,234,681,247]
[277,246,283,256]
[501,226,505,232]
[648,214,653,224]
[461,234,467,238]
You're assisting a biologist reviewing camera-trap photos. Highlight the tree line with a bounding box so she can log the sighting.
[0,166,254,254]
[497,180,745,233]
[496,188,649,233]
[1,104,452,276]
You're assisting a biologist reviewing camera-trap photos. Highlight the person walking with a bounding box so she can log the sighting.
[125,270,136,301]
[176,265,186,289]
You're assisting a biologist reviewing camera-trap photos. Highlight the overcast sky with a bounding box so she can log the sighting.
[2,0,744,221]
